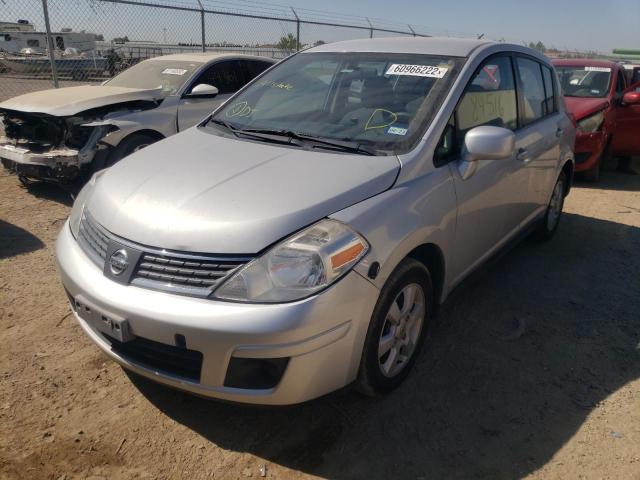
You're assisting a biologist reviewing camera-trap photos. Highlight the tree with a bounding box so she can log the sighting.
[528,41,546,53]
[277,33,298,51]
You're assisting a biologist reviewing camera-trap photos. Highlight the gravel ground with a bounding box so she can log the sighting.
[1,162,639,480]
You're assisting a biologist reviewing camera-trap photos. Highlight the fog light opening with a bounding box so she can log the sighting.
[224,357,290,390]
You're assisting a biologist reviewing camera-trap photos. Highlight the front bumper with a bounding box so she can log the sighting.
[574,131,605,172]
[0,142,81,181]
[56,223,379,405]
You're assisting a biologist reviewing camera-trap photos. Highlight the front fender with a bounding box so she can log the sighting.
[330,166,457,303]
[84,99,179,147]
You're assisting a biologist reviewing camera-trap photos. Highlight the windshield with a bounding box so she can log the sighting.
[106,60,201,94]
[209,52,463,155]
[556,66,612,98]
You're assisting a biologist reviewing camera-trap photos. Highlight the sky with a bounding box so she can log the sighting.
[3,0,639,53]
[283,0,640,52]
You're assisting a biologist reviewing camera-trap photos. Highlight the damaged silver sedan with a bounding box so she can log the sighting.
[0,53,276,183]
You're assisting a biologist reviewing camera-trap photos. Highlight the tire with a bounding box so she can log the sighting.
[106,133,159,168]
[534,171,566,242]
[582,138,611,182]
[82,133,159,184]
[356,258,433,396]
[581,158,600,182]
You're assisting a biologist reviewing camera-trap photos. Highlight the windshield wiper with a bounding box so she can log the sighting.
[240,129,376,155]
[208,119,301,146]
[208,118,239,136]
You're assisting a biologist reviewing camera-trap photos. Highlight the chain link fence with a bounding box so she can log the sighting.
[0,0,433,102]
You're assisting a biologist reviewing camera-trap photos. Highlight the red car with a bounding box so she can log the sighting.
[553,59,640,180]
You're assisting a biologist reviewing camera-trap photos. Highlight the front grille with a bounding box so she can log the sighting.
[77,209,110,266]
[103,333,203,382]
[131,252,248,297]
[77,210,252,298]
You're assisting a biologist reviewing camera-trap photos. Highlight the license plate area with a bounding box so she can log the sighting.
[73,295,134,343]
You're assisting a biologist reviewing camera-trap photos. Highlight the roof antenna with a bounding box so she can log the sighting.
[477,33,485,39]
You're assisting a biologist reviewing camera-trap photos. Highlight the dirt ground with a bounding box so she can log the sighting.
[1,161,639,480]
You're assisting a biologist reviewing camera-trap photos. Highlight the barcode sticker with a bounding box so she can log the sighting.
[386,64,448,78]
[162,68,188,75]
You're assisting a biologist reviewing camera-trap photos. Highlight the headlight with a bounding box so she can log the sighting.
[68,170,105,238]
[576,110,605,134]
[212,219,369,303]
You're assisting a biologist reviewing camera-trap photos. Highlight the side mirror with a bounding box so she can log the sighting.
[188,83,219,97]
[462,126,515,162]
[622,91,640,105]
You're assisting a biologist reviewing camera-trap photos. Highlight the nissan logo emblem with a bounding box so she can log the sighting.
[109,249,129,276]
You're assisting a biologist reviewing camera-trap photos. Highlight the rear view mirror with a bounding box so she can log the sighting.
[462,126,515,162]
[189,84,219,97]
[622,91,640,105]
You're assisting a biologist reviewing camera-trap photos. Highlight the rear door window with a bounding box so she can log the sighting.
[516,57,547,126]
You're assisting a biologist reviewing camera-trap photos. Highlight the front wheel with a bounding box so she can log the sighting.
[534,171,566,241]
[356,258,433,396]
[109,133,158,167]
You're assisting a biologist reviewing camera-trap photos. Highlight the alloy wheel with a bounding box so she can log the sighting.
[378,283,426,378]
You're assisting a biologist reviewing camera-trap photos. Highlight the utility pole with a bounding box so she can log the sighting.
[196,0,205,52]
[291,8,300,51]
[41,0,59,88]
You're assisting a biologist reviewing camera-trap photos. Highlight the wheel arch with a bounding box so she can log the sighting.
[119,129,165,144]
[561,159,574,196]
[405,242,446,311]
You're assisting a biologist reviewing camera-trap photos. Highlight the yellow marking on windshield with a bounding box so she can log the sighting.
[226,101,254,118]
[364,108,398,131]
[258,80,294,91]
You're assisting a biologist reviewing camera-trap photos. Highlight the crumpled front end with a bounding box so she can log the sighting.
[0,109,113,182]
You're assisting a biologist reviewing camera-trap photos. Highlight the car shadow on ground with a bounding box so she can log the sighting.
[577,157,640,192]
[128,212,640,479]
[0,220,45,259]
[18,179,77,207]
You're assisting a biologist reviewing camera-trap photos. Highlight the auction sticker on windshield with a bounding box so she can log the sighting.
[585,66,611,72]
[386,64,448,78]
[162,68,188,75]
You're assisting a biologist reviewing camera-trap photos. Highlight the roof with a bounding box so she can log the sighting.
[551,58,619,68]
[145,52,277,64]
[305,36,495,57]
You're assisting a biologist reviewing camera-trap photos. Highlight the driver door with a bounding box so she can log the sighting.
[611,69,640,157]
[177,60,246,131]
[446,54,522,284]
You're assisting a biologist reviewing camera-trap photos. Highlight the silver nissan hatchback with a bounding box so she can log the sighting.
[56,37,575,405]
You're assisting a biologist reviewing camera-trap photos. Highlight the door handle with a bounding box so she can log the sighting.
[516,148,529,162]
[555,128,563,137]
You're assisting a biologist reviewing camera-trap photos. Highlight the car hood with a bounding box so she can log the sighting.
[86,127,400,254]
[0,85,163,116]
[564,97,610,121]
